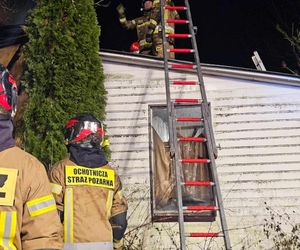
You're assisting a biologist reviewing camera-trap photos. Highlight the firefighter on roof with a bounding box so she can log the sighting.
[0,64,63,250]
[117,0,179,58]
[117,0,158,55]
[49,113,128,250]
[151,0,180,58]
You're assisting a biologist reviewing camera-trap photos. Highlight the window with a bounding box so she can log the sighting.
[149,104,216,222]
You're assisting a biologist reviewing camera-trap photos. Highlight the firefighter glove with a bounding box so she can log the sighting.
[139,39,152,48]
[113,238,123,250]
[116,4,125,15]
[111,211,128,240]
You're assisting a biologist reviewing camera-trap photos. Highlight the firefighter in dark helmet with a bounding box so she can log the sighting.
[117,0,179,58]
[49,113,128,250]
[0,64,63,250]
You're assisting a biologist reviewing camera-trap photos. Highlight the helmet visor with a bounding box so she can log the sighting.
[0,67,17,118]
[83,121,104,136]
[72,120,104,143]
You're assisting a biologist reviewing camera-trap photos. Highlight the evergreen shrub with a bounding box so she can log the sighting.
[23,0,106,167]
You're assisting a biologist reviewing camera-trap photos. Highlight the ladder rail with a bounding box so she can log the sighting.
[184,0,231,248]
[171,103,187,250]
[160,1,186,249]
[160,0,231,249]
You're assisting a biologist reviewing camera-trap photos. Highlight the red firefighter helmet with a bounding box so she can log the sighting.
[0,64,17,120]
[64,113,104,148]
[130,42,140,54]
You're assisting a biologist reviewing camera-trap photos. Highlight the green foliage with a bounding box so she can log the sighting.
[23,0,106,167]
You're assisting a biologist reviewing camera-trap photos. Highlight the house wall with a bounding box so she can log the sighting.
[101,52,300,249]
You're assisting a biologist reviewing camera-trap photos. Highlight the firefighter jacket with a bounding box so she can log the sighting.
[49,158,128,250]
[0,146,63,250]
[118,10,155,54]
[151,0,180,58]
[152,0,179,34]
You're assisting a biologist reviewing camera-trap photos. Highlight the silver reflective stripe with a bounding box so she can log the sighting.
[27,199,56,214]
[106,190,114,218]
[3,212,12,250]
[64,188,73,243]
[64,242,113,250]
[0,211,17,250]
[26,195,56,217]
[51,182,62,194]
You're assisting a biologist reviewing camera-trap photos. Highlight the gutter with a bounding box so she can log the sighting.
[100,50,300,87]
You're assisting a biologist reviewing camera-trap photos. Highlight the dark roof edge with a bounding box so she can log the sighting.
[99,50,300,87]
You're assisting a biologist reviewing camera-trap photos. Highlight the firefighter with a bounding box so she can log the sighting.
[151,0,180,58]
[0,64,63,250]
[117,0,158,55]
[49,113,128,250]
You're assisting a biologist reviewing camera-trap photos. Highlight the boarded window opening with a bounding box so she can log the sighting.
[150,105,216,222]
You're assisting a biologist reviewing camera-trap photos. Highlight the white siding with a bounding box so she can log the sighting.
[102,52,300,249]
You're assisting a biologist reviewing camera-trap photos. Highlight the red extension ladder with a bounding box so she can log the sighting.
[159,0,231,249]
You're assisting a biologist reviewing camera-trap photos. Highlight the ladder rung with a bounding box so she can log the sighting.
[173,80,197,85]
[176,117,203,122]
[180,158,210,163]
[183,205,218,211]
[170,63,197,69]
[178,137,206,142]
[186,232,223,237]
[183,181,214,186]
[168,48,194,53]
[164,6,187,10]
[175,98,200,103]
[167,19,189,24]
[167,34,192,38]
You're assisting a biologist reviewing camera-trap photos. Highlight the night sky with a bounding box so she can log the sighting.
[97,0,300,74]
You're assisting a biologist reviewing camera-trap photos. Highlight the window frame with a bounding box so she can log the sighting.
[149,104,217,223]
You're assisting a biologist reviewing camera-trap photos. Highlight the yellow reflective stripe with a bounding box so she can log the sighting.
[164,8,170,20]
[153,0,159,5]
[26,195,56,217]
[51,182,62,195]
[150,19,157,26]
[154,26,174,34]
[139,39,152,47]
[0,211,17,250]
[101,138,110,148]
[106,190,114,218]
[119,17,126,23]
[166,26,175,34]
[7,212,16,250]
[64,188,74,243]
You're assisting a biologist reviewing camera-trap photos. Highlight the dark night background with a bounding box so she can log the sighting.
[96,0,300,74]
[0,0,299,74]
